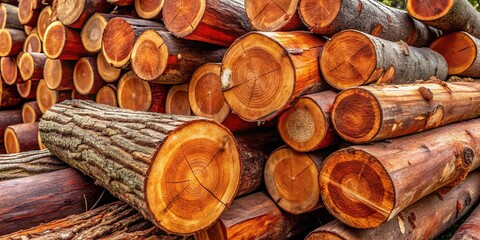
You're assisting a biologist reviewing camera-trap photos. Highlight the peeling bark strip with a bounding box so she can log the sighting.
[245,0,305,31]
[319,118,480,229]
[39,100,241,235]
[0,149,66,181]
[320,30,448,90]
[308,170,480,240]
[0,168,105,235]
[451,197,480,239]
[298,0,440,47]
[408,0,480,39]
[332,81,480,144]
[1,201,186,240]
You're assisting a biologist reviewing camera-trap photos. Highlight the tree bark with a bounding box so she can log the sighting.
[0,3,22,29]
[56,0,114,29]
[451,199,480,240]
[97,51,121,83]
[1,81,22,107]
[17,79,38,98]
[0,28,26,57]
[81,13,125,53]
[408,0,480,39]
[37,6,51,42]
[319,118,480,229]
[165,83,191,116]
[222,31,327,122]
[43,20,90,60]
[95,84,117,107]
[278,90,338,152]
[0,149,66,181]
[130,29,226,82]
[332,81,480,144]
[0,108,22,144]
[162,0,253,47]
[36,79,71,113]
[299,0,440,47]
[73,57,105,95]
[1,56,22,85]
[18,0,40,27]
[43,58,75,90]
[321,30,448,90]
[22,100,42,123]
[134,0,163,19]
[18,52,46,81]
[0,168,107,235]
[101,17,165,68]
[23,29,42,53]
[307,170,480,240]
[4,122,39,153]
[245,0,305,31]
[39,99,241,235]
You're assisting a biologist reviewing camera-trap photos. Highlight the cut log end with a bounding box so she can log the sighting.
[264,147,320,215]
[17,80,36,98]
[96,84,117,107]
[0,3,8,29]
[73,57,96,95]
[320,30,377,90]
[1,56,20,85]
[44,58,63,89]
[37,130,45,149]
[37,6,51,42]
[24,30,42,53]
[36,79,58,113]
[166,84,191,115]
[162,0,206,38]
[97,51,121,83]
[134,0,164,19]
[22,102,39,123]
[4,127,20,153]
[102,17,135,68]
[407,0,454,21]
[320,148,395,229]
[307,231,345,240]
[331,88,381,143]
[43,21,67,59]
[278,97,327,152]
[0,28,13,56]
[18,0,36,25]
[81,13,108,53]
[146,120,240,235]
[245,0,300,31]
[18,51,35,80]
[430,32,476,75]
[298,0,341,33]
[117,71,152,111]
[56,0,85,26]
[221,32,295,122]
[188,63,230,122]
[131,30,168,81]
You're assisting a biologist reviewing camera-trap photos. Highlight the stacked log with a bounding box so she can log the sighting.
[451,200,480,239]
[0,149,66,181]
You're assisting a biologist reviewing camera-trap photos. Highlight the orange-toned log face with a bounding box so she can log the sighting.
[134,0,164,19]
[24,32,42,53]
[44,58,63,89]
[81,13,108,53]
[298,0,342,31]
[97,52,121,83]
[102,18,135,68]
[0,29,12,56]
[245,0,299,31]
[37,7,52,41]
[162,0,205,37]
[22,103,37,123]
[4,127,19,153]
[73,58,95,95]
[19,52,34,80]
[430,32,477,75]
[117,71,152,111]
[18,0,34,24]
[95,85,117,107]
[36,79,57,113]
[0,4,8,29]
[1,57,19,85]
[130,30,168,81]
[17,80,33,98]
[407,0,454,21]
[43,21,67,59]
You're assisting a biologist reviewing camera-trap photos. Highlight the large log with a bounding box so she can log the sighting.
[319,118,480,229]
[23,28,42,52]
[116,71,167,112]
[73,57,104,95]
[307,170,480,240]
[264,146,326,215]
[0,3,22,29]
[22,100,41,123]
[277,90,338,152]
[43,58,75,90]
[16,79,38,98]
[430,31,480,78]
[407,0,480,38]
[0,108,22,144]
[451,199,480,239]
[332,81,480,144]
[38,99,241,235]
[0,168,106,235]
[4,122,39,153]
[95,84,117,107]
[195,192,318,240]
[0,28,26,57]
[97,51,121,83]
[101,17,165,68]
[134,0,163,19]
[17,0,39,27]
[81,13,121,53]
[36,79,71,113]
[36,6,51,41]
[321,30,448,90]
[1,56,22,85]
[162,0,253,46]
[43,20,90,60]
[1,80,22,107]
[56,0,114,29]
[165,83,191,116]
[299,0,440,47]
[245,0,304,32]
[18,51,46,81]
[130,29,226,83]
[222,31,327,122]
[0,149,66,181]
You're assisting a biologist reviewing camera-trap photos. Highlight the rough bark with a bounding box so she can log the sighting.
[0,28,26,57]
[23,29,42,53]
[43,58,75,90]
[0,149,66,181]
[22,100,42,123]
[321,30,448,90]
[332,81,480,143]
[73,57,105,95]
[245,0,305,31]
[43,20,90,60]
[1,81,22,107]
[165,83,191,116]
[18,52,46,81]
[162,0,253,46]
[0,108,22,144]
[57,0,114,29]
[0,3,22,29]
[36,6,51,42]
[36,79,71,113]
[320,118,480,229]
[95,84,117,107]
[4,122,39,153]
[451,199,480,240]
[308,170,480,240]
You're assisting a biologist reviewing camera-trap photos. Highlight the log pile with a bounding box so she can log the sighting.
[1,0,480,239]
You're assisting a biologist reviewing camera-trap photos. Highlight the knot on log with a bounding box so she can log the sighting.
[448,144,475,187]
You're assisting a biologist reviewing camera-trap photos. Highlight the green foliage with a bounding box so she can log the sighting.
[378,0,480,11]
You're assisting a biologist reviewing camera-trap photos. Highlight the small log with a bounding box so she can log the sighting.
[107,0,133,6]
[95,83,117,107]
[17,0,39,27]
[0,108,22,144]
[0,149,66,181]
[162,0,252,46]
[319,118,480,229]
[43,20,90,60]
[407,0,480,39]
[56,0,114,29]
[23,28,42,52]
[245,0,305,31]
[22,100,41,123]
[0,3,22,29]
[28,0,43,10]
[36,79,71,113]
[320,30,448,90]
[0,168,106,235]
[451,198,480,239]
[39,99,241,235]
[81,13,122,53]
[165,83,191,116]
[222,31,327,122]
[16,79,38,98]
[37,130,44,149]
[265,146,326,215]
[430,31,480,77]
[299,0,440,47]
[278,90,338,152]
[188,63,261,132]
[116,71,167,112]
[1,80,22,106]
[134,0,163,19]
[73,57,104,95]
[43,58,75,90]
[23,25,32,34]
[307,170,480,240]
[130,29,226,82]
[101,17,165,68]
[18,51,46,81]
[4,122,39,153]
[0,0,18,5]
[97,51,121,83]
[195,192,318,240]
[1,56,22,85]
[36,5,51,42]
[332,81,480,144]
[0,28,26,57]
